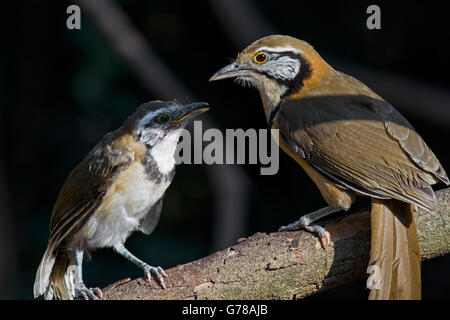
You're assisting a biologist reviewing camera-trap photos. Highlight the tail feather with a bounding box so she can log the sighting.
[368,198,421,300]
[33,245,56,298]
[48,251,74,300]
[34,245,74,300]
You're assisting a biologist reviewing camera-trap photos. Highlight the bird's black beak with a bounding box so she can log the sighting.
[173,102,209,125]
[209,62,251,81]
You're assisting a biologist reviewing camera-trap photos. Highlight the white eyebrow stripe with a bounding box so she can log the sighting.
[254,46,303,55]
[137,110,159,128]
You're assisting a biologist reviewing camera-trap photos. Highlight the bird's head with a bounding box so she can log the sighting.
[125,100,209,146]
[210,35,331,113]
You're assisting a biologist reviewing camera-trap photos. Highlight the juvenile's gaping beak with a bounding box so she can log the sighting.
[173,102,209,125]
[209,62,251,81]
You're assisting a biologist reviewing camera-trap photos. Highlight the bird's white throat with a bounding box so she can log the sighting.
[150,129,182,174]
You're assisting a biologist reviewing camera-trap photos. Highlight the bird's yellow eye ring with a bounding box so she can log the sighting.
[253,52,268,64]
[157,113,172,124]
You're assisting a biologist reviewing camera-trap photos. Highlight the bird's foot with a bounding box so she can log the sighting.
[278,216,331,248]
[144,265,168,289]
[75,284,103,300]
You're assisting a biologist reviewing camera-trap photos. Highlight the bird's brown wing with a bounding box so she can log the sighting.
[276,94,447,211]
[367,98,449,186]
[48,132,134,249]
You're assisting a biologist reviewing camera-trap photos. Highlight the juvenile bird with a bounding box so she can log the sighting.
[210,35,448,299]
[34,100,209,300]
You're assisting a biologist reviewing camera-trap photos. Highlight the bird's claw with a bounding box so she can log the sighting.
[75,285,102,300]
[278,216,308,232]
[144,265,168,289]
[278,223,301,232]
[278,216,331,248]
[315,227,331,248]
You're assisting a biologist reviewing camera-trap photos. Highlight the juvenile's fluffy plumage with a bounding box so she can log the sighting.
[34,100,208,299]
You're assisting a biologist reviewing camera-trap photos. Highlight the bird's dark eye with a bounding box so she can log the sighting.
[157,113,172,124]
[254,52,268,64]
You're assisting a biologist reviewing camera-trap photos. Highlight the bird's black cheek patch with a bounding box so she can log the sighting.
[256,52,312,99]
[282,54,312,99]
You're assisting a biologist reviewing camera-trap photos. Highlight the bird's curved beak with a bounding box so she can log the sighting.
[173,102,209,125]
[209,62,251,81]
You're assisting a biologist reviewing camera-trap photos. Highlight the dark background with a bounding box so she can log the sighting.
[0,0,449,299]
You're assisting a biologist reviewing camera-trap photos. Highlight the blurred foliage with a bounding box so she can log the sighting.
[1,0,449,299]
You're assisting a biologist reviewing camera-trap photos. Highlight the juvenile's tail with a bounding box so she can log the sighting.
[33,246,74,300]
[33,245,55,298]
[368,198,421,300]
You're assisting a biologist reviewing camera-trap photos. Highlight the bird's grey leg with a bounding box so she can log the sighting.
[113,244,168,289]
[72,249,102,300]
[278,206,339,247]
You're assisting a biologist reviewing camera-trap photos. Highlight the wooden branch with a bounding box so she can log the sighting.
[102,187,450,300]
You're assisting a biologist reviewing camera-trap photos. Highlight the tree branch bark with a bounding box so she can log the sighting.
[102,187,450,300]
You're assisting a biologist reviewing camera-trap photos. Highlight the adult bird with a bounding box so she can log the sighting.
[210,35,448,299]
[34,100,209,299]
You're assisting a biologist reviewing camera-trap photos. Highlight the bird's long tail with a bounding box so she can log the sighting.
[368,198,421,300]
[33,245,75,300]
